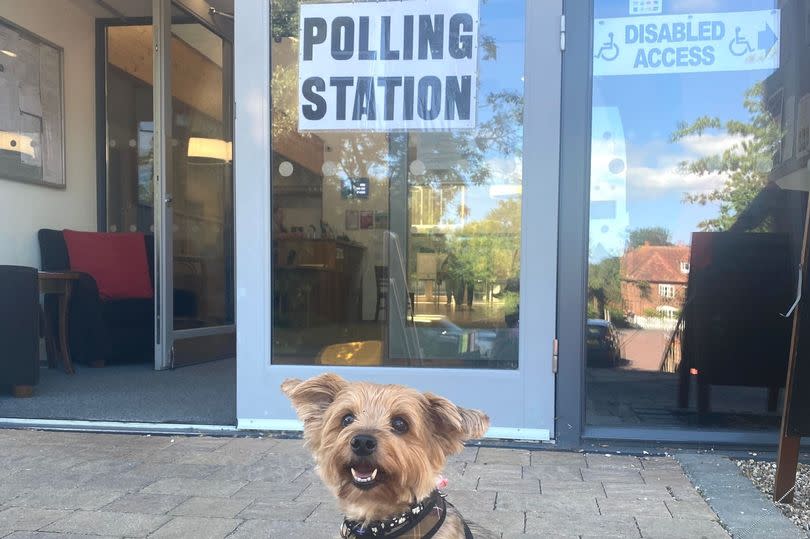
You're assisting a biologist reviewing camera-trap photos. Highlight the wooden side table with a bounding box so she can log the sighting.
[39,271,80,375]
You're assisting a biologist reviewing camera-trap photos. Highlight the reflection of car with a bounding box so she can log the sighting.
[586,319,622,367]
[412,315,496,359]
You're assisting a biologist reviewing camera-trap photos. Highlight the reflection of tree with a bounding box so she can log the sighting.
[272,61,302,142]
[628,226,672,249]
[588,256,621,319]
[137,145,154,205]
[444,198,521,292]
[674,82,780,231]
[271,0,298,40]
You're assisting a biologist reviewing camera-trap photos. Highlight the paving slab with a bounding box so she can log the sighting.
[40,510,169,537]
[100,493,187,515]
[141,478,247,498]
[236,498,320,521]
[168,496,252,518]
[9,487,125,511]
[495,491,599,515]
[228,518,335,538]
[524,513,641,537]
[0,508,73,532]
[635,515,729,539]
[148,516,241,538]
[2,533,119,539]
[476,448,531,466]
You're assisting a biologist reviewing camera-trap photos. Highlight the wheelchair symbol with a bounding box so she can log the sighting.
[595,32,619,61]
[729,26,754,56]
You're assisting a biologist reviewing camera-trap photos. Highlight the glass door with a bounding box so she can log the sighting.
[154,1,235,369]
[248,0,561,437]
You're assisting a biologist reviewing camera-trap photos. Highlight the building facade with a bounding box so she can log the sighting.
[0,0,806,448]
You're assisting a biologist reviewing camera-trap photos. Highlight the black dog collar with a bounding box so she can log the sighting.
[340,490,448,539]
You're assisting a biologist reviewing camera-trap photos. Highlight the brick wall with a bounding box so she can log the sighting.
[621,280,685,316]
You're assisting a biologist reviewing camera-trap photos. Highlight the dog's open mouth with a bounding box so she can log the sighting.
[349,462,381,489]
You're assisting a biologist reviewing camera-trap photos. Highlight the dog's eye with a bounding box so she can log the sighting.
[391,417,409,434]
[341,414,355,428]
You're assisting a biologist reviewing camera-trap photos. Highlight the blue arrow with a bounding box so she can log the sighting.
[758,23,778,52]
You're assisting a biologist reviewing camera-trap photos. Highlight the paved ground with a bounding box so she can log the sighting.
[0,429,731,538]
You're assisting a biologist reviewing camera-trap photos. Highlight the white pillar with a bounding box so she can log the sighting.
[234,0,273,423]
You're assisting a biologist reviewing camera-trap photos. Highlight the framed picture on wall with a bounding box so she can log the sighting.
[359,210,374,230]
[0,17,65,188]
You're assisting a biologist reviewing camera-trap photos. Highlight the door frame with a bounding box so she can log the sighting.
[152,0,236,370]
[96,4,235,373]
[234,0,562,440]
[153,0,173,370]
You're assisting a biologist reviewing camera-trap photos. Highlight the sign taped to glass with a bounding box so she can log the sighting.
[594,9,780,76]
[298,0,479,131]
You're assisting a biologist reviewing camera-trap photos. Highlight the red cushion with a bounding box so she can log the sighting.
[63,230,153,300]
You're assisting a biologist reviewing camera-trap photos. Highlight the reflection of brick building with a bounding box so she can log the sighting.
[621,244,690,318]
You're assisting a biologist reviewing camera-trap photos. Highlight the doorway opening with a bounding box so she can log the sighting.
[0,0,235,425]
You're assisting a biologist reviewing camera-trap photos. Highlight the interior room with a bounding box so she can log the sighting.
[0,0,236,425]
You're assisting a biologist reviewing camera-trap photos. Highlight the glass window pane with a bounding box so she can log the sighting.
[170,17,235,329]
[271,0,524,369]
[106,25,154,235]
[586,0,802,432]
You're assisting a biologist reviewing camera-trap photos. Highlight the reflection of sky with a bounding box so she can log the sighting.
[459,0,525,222]
[593,0,777,246]
[478,0,525,118]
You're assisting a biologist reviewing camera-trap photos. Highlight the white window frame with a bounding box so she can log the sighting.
[659,284,676,299]
[233,0,562,441]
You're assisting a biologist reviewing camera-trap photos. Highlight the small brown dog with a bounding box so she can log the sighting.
[282,373,496,538]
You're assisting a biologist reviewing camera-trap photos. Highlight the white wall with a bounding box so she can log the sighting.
[0,0,100,268]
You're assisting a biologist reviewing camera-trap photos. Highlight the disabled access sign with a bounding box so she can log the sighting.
[593,9,780,76]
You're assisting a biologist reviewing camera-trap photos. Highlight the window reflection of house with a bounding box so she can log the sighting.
[620,244,690,318]
[409,183,467,230]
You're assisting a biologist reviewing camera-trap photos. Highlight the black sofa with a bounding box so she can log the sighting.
[38,229,196,365]
[0,266,40,395]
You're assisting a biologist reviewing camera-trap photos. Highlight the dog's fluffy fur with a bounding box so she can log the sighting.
[282,373,496,538]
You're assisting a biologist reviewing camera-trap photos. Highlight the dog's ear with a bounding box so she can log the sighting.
[281,373,347,427]
[425,393,489,454]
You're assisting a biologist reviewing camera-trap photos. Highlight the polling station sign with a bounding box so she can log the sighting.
[298,0,479,131]
[593,9,780,76]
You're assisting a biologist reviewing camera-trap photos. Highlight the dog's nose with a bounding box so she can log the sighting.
[350,434,377,456]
